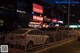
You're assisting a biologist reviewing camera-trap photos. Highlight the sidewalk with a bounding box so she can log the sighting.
[8,38,77,53]
[33,38,77,53]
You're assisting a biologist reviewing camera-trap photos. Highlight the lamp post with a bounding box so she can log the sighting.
[68,0,70,30]
[68,0,70,38]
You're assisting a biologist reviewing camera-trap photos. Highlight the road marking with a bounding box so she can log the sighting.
[33,39,76,53]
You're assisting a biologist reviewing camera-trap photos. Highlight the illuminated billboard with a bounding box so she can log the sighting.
[33,15,43,21]
[29,22,43,28]
[33,3,43,14]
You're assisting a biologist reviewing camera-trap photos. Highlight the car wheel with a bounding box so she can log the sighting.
[27,41,33,49]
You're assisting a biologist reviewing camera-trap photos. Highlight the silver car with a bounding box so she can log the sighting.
[5,28,49,49]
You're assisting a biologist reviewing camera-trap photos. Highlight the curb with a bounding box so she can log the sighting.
[33,38,77,53]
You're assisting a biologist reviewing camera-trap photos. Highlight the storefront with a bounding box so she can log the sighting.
[29,3,43,28]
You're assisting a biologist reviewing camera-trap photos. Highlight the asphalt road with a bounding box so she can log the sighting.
[40,40,80,53]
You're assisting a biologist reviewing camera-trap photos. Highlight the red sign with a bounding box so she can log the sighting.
[33,3,43,14]
[33,15,43,21]
[52,18,58,23]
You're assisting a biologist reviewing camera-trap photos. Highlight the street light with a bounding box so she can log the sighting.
[68,0,70,30]
[67,0,70,38]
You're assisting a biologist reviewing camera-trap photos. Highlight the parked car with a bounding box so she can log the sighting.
[64,28,78,38]
[5,28,49,49]
[40,26,65,42]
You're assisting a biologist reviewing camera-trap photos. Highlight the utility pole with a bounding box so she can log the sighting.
[68,0,70,38]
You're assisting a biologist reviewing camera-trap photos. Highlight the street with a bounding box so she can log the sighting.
[8,38,75,53]
[40,40,80,53]
[0,0,80,53]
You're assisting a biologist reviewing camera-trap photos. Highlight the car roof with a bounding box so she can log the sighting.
[18,28,44,32]
[17,28,38,31]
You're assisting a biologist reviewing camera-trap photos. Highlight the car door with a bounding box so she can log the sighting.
[27,30,37,44]
[28,30,44,45]
[36,30,44,44]
[33,30,42,44]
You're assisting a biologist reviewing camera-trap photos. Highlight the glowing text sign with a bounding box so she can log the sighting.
[33,15,43,21]
[33,3,43,14]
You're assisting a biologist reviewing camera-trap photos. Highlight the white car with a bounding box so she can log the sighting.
[5,28,49,49]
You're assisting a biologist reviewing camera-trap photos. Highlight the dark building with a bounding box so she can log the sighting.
[0,0,52,31]
[0,0,33,31]
[0,0,79,31]
[41,0,80,25]
[0,0,17,31]
[54,4,80,25]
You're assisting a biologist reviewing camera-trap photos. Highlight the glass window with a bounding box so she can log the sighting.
[35,30,40,35]
[28,30,43,35]
[11,30,27,34]
[36,30,43,35]
[28,30,35,35]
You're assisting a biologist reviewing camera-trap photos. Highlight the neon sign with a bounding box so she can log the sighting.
[33,15,43,21]
[33,3,43,14]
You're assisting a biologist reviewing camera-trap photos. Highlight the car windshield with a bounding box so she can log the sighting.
[11,30,28,34]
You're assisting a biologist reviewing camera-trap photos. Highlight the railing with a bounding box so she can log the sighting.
[1,30,79,53]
